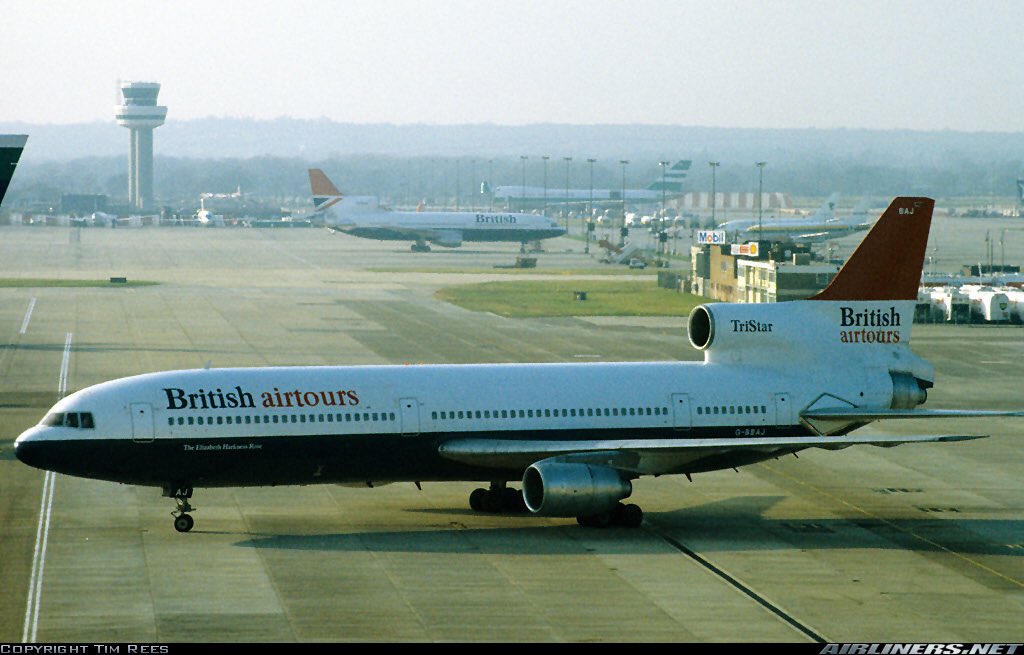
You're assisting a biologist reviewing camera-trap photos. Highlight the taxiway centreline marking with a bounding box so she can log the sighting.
[22,332,72,642]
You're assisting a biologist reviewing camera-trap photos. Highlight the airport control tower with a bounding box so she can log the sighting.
[114,81,167,211]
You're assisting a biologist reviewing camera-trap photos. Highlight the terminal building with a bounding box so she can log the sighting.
[690,241,839,303]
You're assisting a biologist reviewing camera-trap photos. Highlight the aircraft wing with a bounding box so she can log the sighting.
[437,433,984,476]
[801,408,1024,420]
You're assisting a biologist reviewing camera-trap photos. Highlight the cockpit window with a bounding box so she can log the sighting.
[42,412,64,426]
[40,411,95,429]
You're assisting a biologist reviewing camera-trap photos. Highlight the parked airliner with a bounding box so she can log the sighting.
[1,134,28,208]
[718,194,874,244]
[310,169,565,252]
[16,196,1022,532]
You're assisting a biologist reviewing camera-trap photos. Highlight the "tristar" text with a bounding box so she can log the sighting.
[731,319,773,332]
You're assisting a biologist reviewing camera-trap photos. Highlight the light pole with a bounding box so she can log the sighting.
[756,161,767,238]
[429,159,435,209]
[542,155,549,215]
[619,159,629,247]
[659,160,670,257]
[520,156,528,211]
[587,158,596,254]
[563,156,572,232]
[469,159,475,210]
[709,161,719,225]
[488,159,493,210]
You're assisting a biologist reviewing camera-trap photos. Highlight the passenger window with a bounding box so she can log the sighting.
[245,416,251,424]
[167,418,174,426]
[390,413,395,421]
[292,415,298,423]
[697,407,702,415]
[432,411,438,420]
[570,409,576,417]
[645,408,652,416]
[272,415,279,424]
[217,416,224,425]
[729,406,735,415]
[354,414,361,422]
[544,409,551,417]
[500,410,508,418]
[372,413,379,421]
[197,417,204,425]
[612,408,618,416]
[713,407,719,415]
[363,413,370,421]
[527,410,533,417]
[457,411,464,419]
[345,414,352,422]
[188,417,194,425]
[761,405,767,414]
[587,409,593,416]
[629,408,636,416]
[475,411,481,419]
[518,410,525,417]
[326,414,333,422]
[177,417,184,426]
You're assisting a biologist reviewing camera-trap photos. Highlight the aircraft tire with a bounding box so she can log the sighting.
[502,487,527,513]
[174,514,194,533]
[469,488,487,512]
[618,503,643,528]
[480,490,503,513]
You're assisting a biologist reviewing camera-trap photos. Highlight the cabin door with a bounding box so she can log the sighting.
[773,393,793,426]
[671,393,692,430]
[399,398,420,436]
[130,402,155,442]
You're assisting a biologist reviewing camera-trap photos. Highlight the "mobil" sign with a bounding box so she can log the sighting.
[697,230,727,245]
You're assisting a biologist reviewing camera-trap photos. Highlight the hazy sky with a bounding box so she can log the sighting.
[5,0,1024,131]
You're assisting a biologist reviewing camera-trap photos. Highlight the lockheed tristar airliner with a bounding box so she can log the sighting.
[16,196,1023,532]
[310,169,565,252]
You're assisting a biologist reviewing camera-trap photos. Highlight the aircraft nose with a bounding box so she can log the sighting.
[14,427,46,470]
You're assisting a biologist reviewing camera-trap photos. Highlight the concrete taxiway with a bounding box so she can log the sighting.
[0,222,1021,642]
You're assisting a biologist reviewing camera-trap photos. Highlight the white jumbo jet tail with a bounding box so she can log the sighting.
[645,160,692,193]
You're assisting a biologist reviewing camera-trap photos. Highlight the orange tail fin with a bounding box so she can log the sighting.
[811,197,933,301]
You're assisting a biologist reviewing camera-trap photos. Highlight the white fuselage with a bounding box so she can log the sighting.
[14,300,924,489]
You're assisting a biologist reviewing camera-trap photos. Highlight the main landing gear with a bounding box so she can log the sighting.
[411,240,431,252]
[577,502,643,529]
[164,485,195,532]
[469,481,528,514]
